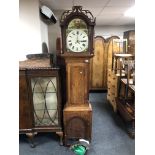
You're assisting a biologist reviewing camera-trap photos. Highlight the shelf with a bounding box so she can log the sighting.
[121,78,134,85]
[33,92,56,93]
[129,85,135,92]
[120,78,135,93]
[111,70,126,76]
[114,53,134,58]
[115,73,126,77]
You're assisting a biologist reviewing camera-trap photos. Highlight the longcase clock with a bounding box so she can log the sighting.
[60,6,96,145]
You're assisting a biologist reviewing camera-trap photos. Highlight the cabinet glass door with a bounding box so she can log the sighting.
[31,77,58,126]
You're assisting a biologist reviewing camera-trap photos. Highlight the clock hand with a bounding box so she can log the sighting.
[76,31,80,43]
[75,35,79,44]
[76,36,79,43]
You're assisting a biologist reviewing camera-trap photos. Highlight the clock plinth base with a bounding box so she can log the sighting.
[63,103,92,146]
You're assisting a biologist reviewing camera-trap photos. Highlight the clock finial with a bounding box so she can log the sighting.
[72,6,82,12]
[60,6,96,24]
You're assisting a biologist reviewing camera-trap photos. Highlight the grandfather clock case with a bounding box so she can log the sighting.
[59,6,96,145]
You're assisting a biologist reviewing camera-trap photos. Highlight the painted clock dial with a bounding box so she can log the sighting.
[66,29,88,52]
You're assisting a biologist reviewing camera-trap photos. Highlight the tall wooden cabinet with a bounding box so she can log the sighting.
[19,58,63,147]
[90,36,107,90]
[123,30,135,55]
[106,36,121,70]
[106,36,123,111]
[89,36,123,90]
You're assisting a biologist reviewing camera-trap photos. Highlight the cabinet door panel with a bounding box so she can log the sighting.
[19,71,33,129]
[107,36,121,70]
[90,36,107,90]
[92,38,104,87]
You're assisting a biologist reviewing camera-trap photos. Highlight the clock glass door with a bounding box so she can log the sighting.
[66,18,88,52]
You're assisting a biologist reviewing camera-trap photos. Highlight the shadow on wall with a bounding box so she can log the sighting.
[42,42,48,53]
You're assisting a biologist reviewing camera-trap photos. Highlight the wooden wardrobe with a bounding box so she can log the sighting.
[89,36,107,90]
[123,30,135,55]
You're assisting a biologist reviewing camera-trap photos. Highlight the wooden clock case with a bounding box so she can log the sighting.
[59,6,96,145]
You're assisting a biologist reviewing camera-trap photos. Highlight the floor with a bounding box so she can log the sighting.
[19,93,135,155]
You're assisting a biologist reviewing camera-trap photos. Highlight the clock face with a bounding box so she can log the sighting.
[66,29,88,52]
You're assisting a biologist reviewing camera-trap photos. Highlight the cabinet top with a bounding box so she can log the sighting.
[19,58,59,70]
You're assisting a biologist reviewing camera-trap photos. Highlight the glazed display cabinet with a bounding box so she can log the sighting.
[19,59,63,147]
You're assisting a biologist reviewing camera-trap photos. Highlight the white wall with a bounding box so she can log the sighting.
[40,20,49,53]
[19,0,49,60]
[48,24,61,53]
[48,11,63,53]
[95,25,135,39]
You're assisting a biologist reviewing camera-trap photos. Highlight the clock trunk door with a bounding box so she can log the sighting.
[67,63,88,105]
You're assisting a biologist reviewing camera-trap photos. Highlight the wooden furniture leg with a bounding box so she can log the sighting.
[26,133,35,148]
[56,131,63,146]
